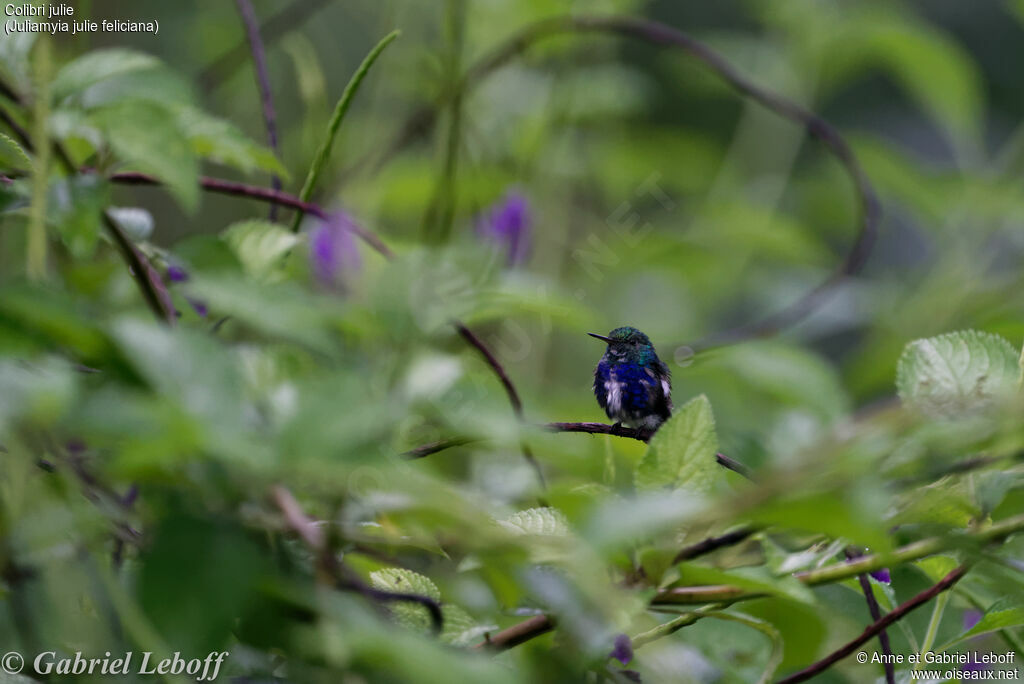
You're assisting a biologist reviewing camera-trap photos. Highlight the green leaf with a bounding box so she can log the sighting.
[896,330,1019,417]
[90,100,198,212]
[863,18,982,143]
[138,512,266,654]
[175,106,288,178]
[675,564,815,605]
[188,276,343,354]
[0,33,36,93]
[635,394,719,492]
[707,611,784,684]
[109,318,246,437]
[48,175,109,258]
[0,356,77,431]
[0,132,31,168]
[369,568,440,634]
[222,220,299,280]
[497,507,570,536]
[938,596,1024,651]
[440,605,494,647]
[52,48,161,103]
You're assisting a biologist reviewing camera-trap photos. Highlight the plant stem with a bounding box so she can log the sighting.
[914,591,949,672]
[27,38,51,281]
[289,29,399,233]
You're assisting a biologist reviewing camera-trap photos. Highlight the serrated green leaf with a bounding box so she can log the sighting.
[635,394,719,492]
[175,106,288,178]
[370,568,440,634]
[440,604,494,647]
[90,100,198,212]
[938,596,1024,651]
[52,48,161,103]
[896,330,1019,417]
[222,220,299,280]
[0,131,30,168]
[498,507,570,536]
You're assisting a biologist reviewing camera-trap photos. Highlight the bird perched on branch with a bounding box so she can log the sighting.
[590,326,672,432]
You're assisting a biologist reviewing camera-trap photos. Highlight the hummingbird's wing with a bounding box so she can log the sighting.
[648,360,672,420]
[593,360,611,411]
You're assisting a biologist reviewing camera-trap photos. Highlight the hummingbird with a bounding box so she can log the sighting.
[590,326,672,432]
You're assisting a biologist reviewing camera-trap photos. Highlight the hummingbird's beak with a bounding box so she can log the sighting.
[588,333,613,343]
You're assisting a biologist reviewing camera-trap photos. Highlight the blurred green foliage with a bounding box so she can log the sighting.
[1,1,1024,682]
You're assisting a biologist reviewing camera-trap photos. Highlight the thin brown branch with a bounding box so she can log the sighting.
[270,485,444,634]
[455,323,546,489]
[235,0,283,219]
[354,14,880,349]
[473,615,554,651]
[0,101,33,154]
[776,565,969,684]
[101,210,176,325]
[545,421,653,441]
[402,436,481,459]
[673,526,757,564]
[199,0,333,90]
[404,421,754,481]
[847,546,895,684]
[109,171,395,259]
[456,324,524,416]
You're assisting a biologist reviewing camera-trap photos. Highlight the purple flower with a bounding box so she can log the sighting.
[963,609,983,631]
[476,190,531,266]
[309,212,362,288]
[167,265,189,282]
[186,296,208,318]
[963,659,990,673]
[869,568,891,584]
[609,633,633,665]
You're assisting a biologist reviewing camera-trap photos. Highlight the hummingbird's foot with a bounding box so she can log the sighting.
[612,422,622,430]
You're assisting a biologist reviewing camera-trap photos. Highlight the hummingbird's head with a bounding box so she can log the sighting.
[589,326,656,364]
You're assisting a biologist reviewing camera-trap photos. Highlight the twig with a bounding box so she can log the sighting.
[402,436,481,459]
[655,512,1024,606]
[776,565,969,684]
[471,514,1024,655]
[270,485,443,634]
[109,171,395,259]
[673,526,757,564]
[456,324,546,489]
[199,0,333,90]
[892,452,1021,489]
[0,101,33,153]
[354,14,880,348]
[631,602,730,650]
[545,421,654,441]
[406,421,753,481]
[846,548,895,684]
[235,0,282,219]
[473,615,554,651]
[101,210,176,325]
